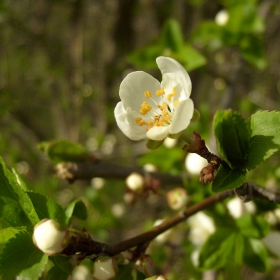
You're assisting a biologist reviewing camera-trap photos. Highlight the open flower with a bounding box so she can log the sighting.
[114,57,194,141]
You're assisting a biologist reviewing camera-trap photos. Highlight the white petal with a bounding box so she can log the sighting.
[170,98,194,134]
[146,125,170,141]
[119,71,161,112]
[114,102,146,140]
[156,56,192,98]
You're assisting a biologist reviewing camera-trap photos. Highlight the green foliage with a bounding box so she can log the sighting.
[115,265,146,280]
[0,231,48,280]
[246,111,280,170]
[0,157,39,229]
[127,19,206,71]
[213,110,249,169]
[26,191,67,224]
[38,139,91,164]
[212,110,280,192]
[211,163,246,192]
[64,199,88,225]
[198,213,269,272]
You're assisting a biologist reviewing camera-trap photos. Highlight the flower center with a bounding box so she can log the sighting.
[135,86,179,131]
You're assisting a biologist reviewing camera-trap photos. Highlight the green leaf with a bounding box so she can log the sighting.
[236,213,269,239]
[115,264,134,280]
[198,228,243,269]
[0,156,39,228]
[45,265,69,280]
[38,139,90,163]
[213,110,249,168]
[160,19,184,52]
[126,44,164,70]
[50,255,73,275]
[65,199,88,225]
[26,191,67,224]
[146,139,164,150]
[177,45,207,71]
[0,227,26,249]
[0,231,48,280]
[211,163,246,192]
[243,238,268,272]
[246,111,280,170]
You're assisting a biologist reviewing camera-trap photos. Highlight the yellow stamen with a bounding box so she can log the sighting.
[167,93,173,101]
[174,100,179,107]
[172,87,177,95]
[144,90,152,98]
[156,88,165,96]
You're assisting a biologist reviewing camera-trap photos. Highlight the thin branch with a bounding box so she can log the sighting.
[55,161,184,186]
[62,189,235,257]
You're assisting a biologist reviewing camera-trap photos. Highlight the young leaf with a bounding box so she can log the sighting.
[26,191,67,224]
[213,110,249,169]
[0,157,39,228]
[0,231,48,279]
[246,111,280,170]
[211,163,246,192]
[64,199,88,225]
[236,213,269,239]
[160,19,184,52]
[38,139,91,163]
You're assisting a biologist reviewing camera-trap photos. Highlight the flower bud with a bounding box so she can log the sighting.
[144,276,167,280]
[126,172,145,193]
[166,188,188,210]
[33,219,69,255]
[92,257,118,280]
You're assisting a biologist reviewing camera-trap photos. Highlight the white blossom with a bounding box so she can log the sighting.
[126,172,145,192]
[114,57,194,141]
[166,188,188,210]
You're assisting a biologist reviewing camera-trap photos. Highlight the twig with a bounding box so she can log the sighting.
[55,161,183,186]
[62,189,235,257]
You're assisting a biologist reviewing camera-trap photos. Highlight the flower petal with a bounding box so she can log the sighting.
[146,125,170,141]
[114,102,146,140]
[170,98,194,134]
[156,56,192,98]
[119,71,161,112]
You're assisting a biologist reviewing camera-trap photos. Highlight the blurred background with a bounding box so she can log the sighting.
[1,0,280,279]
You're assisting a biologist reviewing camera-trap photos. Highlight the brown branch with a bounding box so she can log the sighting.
[62,189,235,257]
[55,161,183,186]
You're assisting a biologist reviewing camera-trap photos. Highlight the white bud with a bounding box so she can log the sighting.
[164,138,177,148]
[92,257,118,280]
[33,219,69,255]
[166,188,188,210]
[215,9,229,26]
[126,172,145,192]
[72,265,93,280]
[144,276,167,280]
[185,153,207,175]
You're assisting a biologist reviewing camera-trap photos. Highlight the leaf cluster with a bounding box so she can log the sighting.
[212,110,280,192]
[0,157,87,280]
